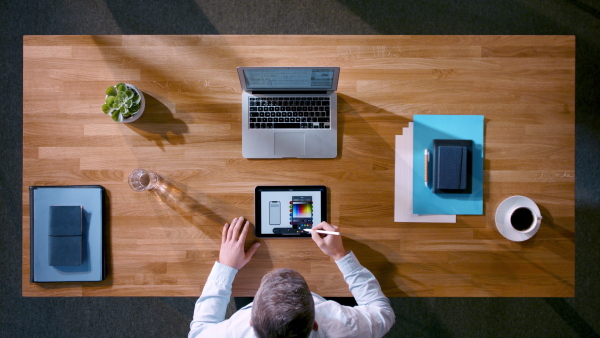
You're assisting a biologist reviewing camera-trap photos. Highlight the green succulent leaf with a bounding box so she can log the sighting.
[106,86,117,96]
[105,96,116,106]
[130,103,140,113]
[116,83,127,92]
[111,110,120,122]
[102,104,110,114]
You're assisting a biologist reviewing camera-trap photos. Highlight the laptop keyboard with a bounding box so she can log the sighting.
[248,97,331,129]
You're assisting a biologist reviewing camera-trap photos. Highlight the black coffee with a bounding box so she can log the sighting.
[510,207,534,231]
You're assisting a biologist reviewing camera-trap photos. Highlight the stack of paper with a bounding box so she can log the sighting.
[394,123,456,223]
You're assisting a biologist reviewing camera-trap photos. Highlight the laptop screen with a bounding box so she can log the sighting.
[240,67,339,91]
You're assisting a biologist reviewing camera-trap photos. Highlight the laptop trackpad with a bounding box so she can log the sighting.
[274,132,305,157]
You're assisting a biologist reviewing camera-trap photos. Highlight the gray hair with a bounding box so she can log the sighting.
[251,268,315,338]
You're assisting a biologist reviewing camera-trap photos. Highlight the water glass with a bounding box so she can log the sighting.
[128,169,159,192]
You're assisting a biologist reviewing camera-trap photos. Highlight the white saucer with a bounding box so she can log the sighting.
[495,195,541,242]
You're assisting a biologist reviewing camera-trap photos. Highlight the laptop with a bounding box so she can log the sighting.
[237,67,340,158]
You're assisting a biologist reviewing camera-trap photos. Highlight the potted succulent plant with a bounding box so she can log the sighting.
[102,83,145,123]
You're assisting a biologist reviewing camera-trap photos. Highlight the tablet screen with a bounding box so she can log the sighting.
[255,186,327,237]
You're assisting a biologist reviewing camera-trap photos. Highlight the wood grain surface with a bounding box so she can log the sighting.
[22,35,575,297]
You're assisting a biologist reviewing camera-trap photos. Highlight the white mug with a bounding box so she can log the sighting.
[505,206,542,233]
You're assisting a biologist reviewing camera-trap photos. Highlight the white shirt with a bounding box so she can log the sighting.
[189,251,395,338]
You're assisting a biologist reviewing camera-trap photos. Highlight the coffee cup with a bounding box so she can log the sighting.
[495,195,543,242]
[506,206,542,233]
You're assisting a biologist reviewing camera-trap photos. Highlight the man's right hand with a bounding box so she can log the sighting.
[310,222,347,261]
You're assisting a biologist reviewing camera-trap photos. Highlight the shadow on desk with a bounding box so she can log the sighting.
[150,178,225,239]
[343,238,407,297]
[337,94,408,162]
[125,93,189,150]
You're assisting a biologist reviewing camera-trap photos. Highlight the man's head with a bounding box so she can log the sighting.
[251,268,315,338]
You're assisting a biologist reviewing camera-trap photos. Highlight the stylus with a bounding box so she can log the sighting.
[424,149,429,187]
[303,229,340,236]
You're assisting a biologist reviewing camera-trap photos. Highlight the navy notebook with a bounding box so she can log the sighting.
[48,205,83,266]
[433,139,472,193]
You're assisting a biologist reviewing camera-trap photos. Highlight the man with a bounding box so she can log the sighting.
[189,217,395,337]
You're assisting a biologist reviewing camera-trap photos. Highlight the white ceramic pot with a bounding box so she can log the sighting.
[121,83,145,123]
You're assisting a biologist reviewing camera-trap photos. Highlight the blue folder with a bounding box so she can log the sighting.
[30,185,106,282]
[412,115,484,215]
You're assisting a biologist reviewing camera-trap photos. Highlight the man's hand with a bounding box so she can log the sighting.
[219,217,260,270]
[310,221,347,261]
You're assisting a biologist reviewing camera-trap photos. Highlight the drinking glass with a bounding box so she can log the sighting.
[128,169,159,192]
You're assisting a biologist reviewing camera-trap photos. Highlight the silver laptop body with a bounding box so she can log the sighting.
[237,67,340,158]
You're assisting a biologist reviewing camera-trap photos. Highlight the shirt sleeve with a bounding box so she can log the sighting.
[333,251,396,337]
[188,262,238,338]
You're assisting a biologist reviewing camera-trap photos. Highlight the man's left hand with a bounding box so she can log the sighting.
[219,217,260,270]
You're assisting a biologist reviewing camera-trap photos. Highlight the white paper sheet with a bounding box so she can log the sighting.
[394,123,456,223]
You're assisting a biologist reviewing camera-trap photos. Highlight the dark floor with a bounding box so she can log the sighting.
[1,1,599,337]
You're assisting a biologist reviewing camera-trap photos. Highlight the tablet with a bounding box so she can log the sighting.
[255,186,327,237]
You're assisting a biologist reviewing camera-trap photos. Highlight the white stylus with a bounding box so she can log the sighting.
[424,149,429,187]
[303,229,340,236]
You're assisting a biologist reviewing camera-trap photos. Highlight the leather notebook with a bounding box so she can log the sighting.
[48,205,83,266]
[433,139,472,194]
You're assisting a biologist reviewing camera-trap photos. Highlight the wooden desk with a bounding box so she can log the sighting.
[23,35,575,297]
